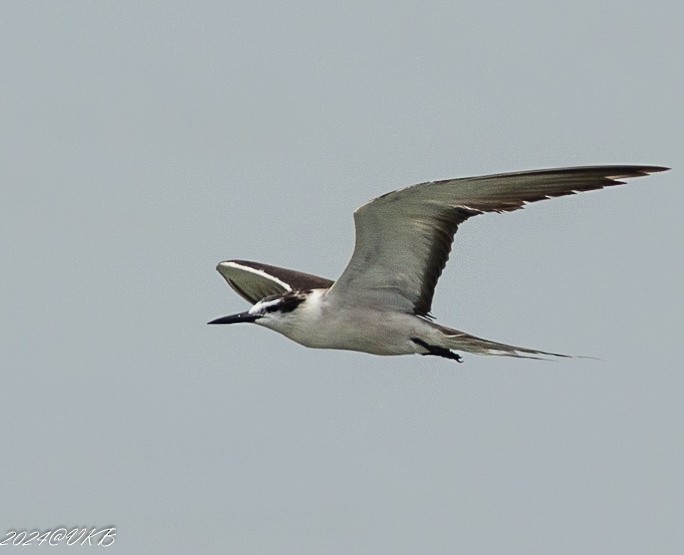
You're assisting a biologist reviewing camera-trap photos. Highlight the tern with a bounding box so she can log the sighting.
[209,165,667,362]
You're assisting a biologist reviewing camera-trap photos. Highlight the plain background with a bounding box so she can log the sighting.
[1,2,682,554]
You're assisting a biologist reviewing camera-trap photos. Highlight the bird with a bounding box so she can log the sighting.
[209,165,668,362]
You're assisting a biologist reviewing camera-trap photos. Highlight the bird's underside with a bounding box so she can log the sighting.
[214,260,580,362]
[210,165,668,362]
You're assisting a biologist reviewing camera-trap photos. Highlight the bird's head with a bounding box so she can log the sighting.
[207,292,308,330]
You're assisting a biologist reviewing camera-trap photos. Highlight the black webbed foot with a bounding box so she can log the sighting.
[411,338,463,363]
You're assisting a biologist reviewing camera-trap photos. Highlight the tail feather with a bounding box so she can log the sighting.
[435,324,571,360]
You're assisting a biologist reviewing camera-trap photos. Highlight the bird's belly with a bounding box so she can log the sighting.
[279,309,429,355]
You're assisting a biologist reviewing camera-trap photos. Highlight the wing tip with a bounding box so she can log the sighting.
[606,165,670,179]
[640,165,670,173]
[216,259,254,272]
[216,260,234,273]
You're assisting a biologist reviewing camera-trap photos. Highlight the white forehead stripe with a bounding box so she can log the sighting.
[249,297,281,313]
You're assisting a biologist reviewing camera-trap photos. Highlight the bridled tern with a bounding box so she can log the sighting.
[209,165,667,362]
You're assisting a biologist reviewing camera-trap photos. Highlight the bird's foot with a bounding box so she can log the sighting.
[411,338,463,363]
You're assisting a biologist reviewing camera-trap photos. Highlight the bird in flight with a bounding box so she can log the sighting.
[209,165,667,362]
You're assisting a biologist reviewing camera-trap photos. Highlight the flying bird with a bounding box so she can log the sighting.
[209,165,667,362]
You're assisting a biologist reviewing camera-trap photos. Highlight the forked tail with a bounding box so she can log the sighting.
[435,323,571,360]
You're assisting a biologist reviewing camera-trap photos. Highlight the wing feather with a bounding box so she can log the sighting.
[329,165,667,315]
[217,260,333,304]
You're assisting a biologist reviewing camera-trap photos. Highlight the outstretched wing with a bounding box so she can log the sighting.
[328,165,667,316]
[216,259,334,305]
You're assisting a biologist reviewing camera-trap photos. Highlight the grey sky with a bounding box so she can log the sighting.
[1,2,682,554]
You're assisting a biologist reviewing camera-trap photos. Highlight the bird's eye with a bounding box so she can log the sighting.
[265,304,280,313]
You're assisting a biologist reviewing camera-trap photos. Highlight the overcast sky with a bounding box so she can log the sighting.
[1,2,682,554]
